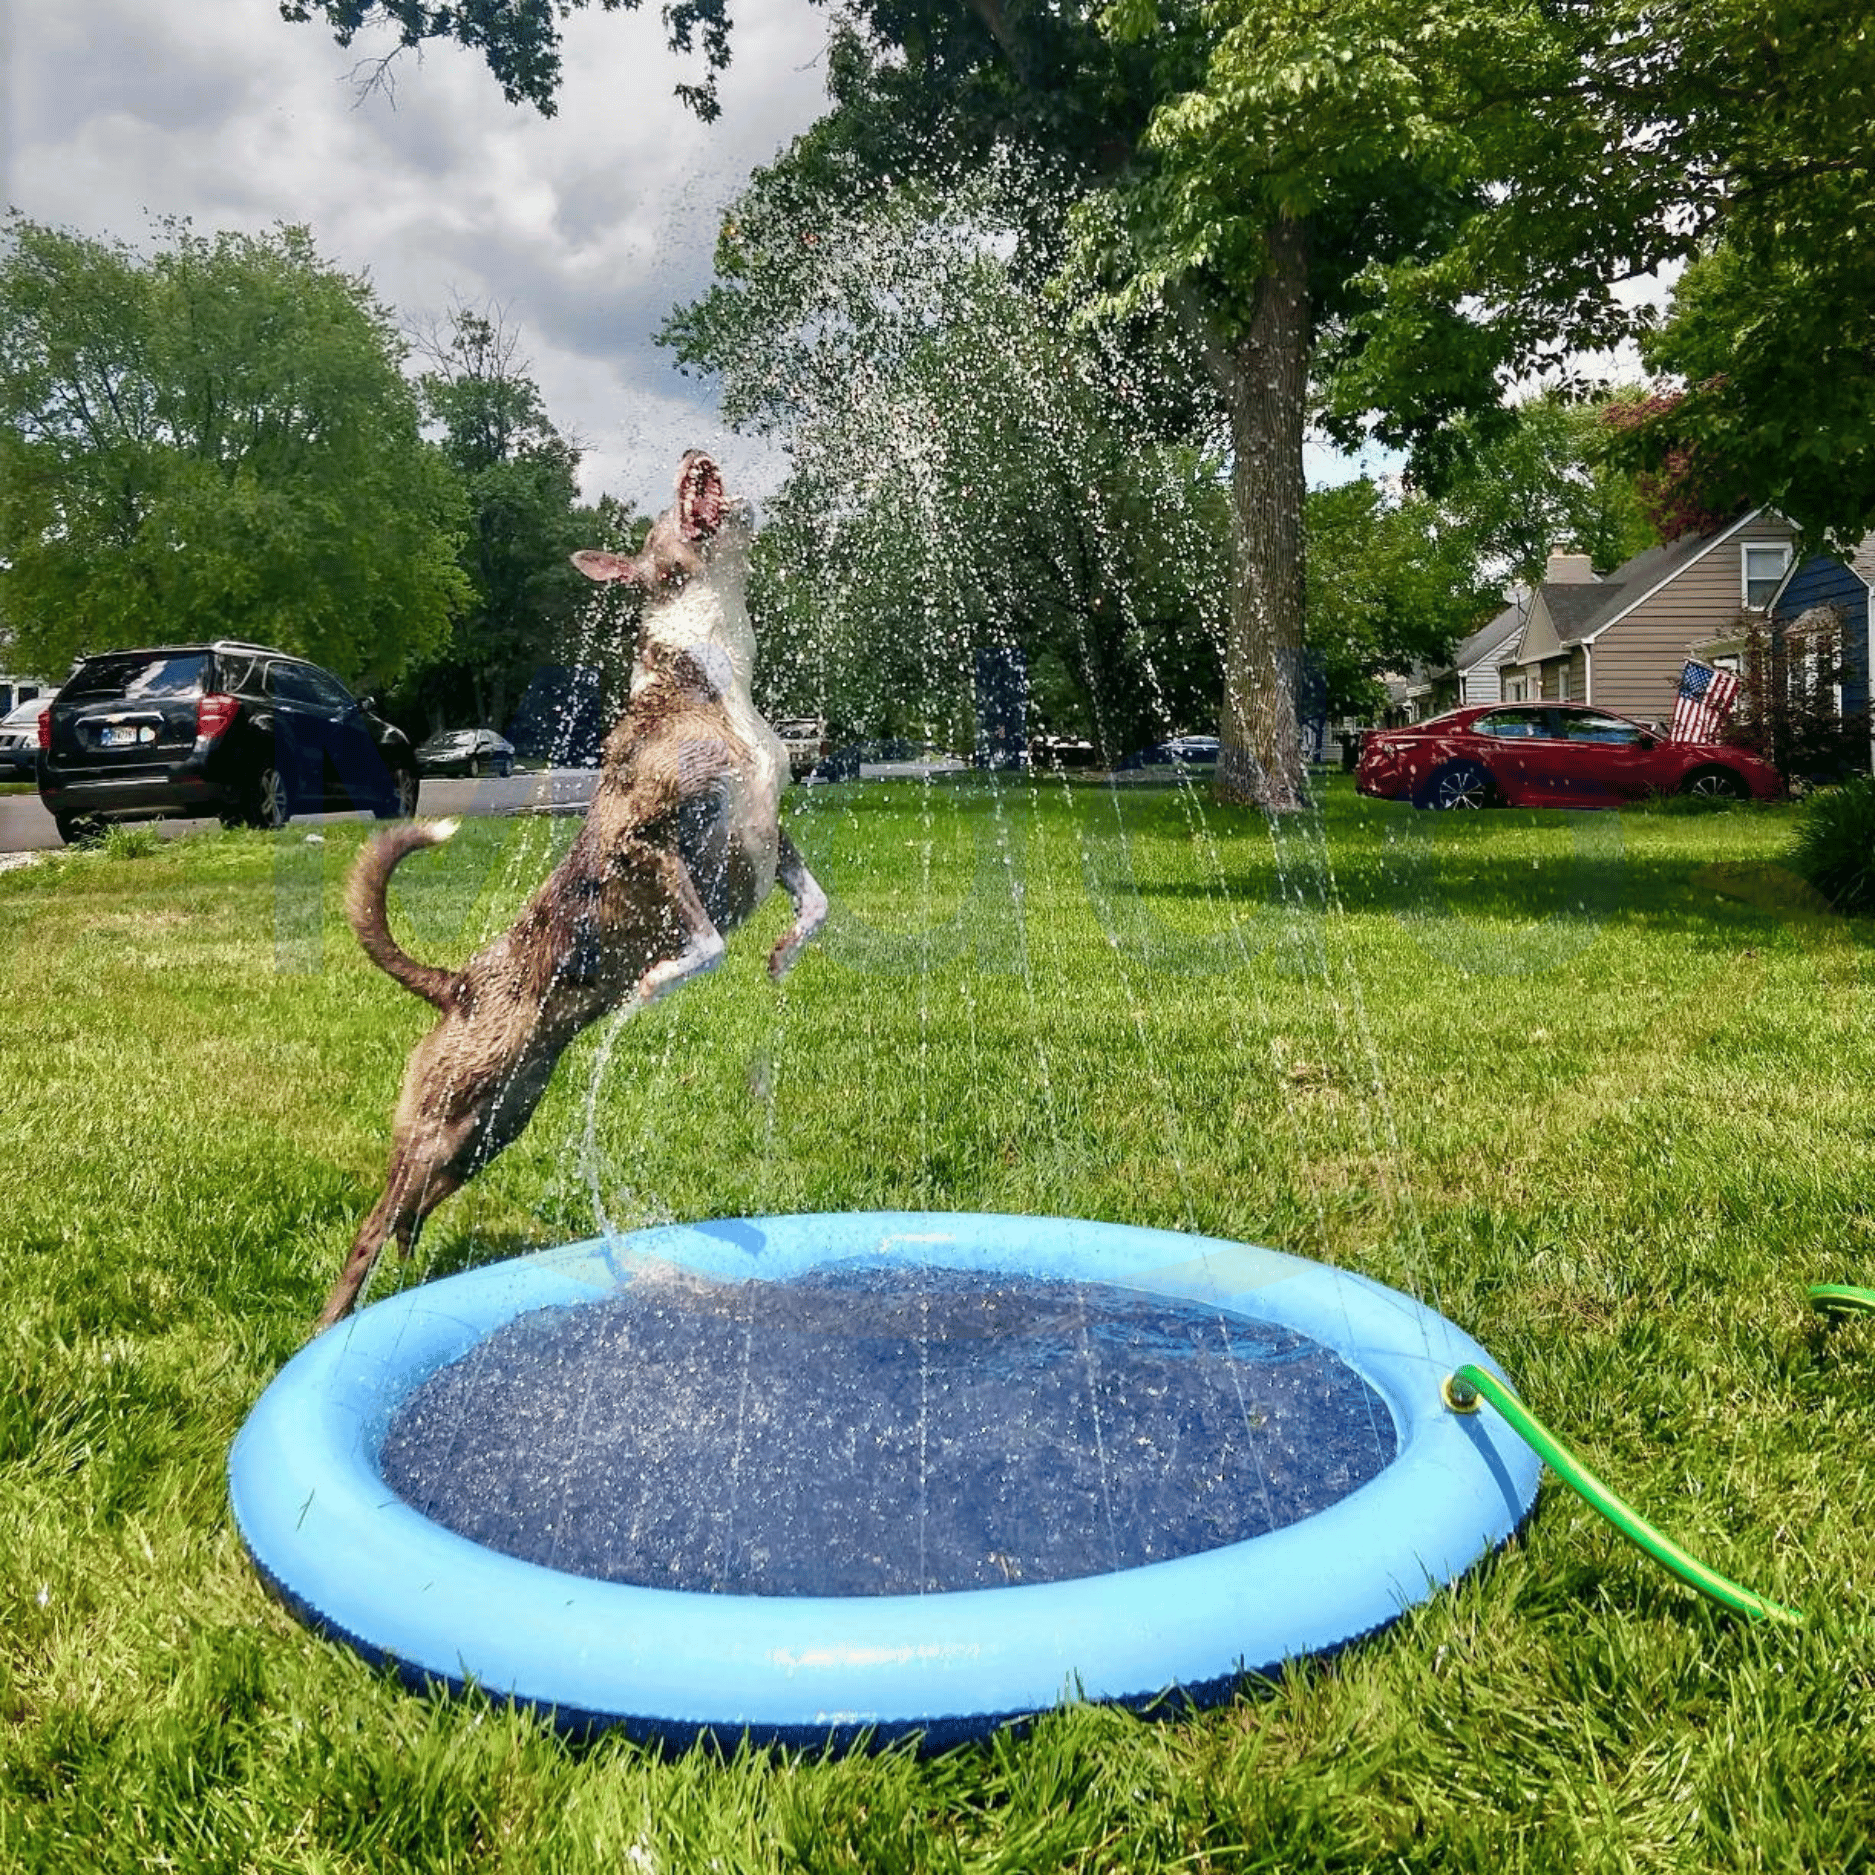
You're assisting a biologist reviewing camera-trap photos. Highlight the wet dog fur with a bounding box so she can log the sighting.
[316,456,825,1331]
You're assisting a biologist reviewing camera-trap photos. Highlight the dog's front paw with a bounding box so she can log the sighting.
[768,912,825,981]
[635,930,727,1005]
[767,933,801,981]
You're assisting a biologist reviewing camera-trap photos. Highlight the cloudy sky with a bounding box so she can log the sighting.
[3,0,834,514]
[3,0,1391,516]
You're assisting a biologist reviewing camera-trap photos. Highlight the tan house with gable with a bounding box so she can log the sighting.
[1498,511,1800,722]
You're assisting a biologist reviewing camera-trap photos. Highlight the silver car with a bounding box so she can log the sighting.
[0,697,51,780]
[414,728,516,777]
[774,717,829,778]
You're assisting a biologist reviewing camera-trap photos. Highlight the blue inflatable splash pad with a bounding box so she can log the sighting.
[230,1213,1539,1748]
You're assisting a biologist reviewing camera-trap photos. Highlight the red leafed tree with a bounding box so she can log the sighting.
[1600,392,1742,542]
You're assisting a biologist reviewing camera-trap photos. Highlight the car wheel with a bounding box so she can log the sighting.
[246,765,292,830]
[55,812,105,846]
[1419,760,1497,810]
[468,754,483,778]
[496,757,513,777]
[1681,766,1749,801]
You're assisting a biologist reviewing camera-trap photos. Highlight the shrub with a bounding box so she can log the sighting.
[1727,604,1872,784]
[101,823,163,861]
[1790,774,1875,914]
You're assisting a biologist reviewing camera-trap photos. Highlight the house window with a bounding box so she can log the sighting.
[1743,543,1791,610]
[1504,676,1528,701]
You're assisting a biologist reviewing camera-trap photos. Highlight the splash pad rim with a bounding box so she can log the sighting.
[229,1211,1540,1748]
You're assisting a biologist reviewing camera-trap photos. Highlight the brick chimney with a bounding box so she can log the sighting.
[1544,550,1597,584]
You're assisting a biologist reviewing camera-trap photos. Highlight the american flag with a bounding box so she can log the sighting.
[1669,660,1741,743]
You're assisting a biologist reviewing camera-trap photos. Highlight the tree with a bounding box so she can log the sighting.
[402,308,592,730]
[1430,393,1659,587]
[1304,479,1498,722]
[281,0,1494,806]
[666,178,1232,763]
[1318,0,1875,547]
[279,0,734,118]
[1112,0,1875,786]
[0,216,467,685]
[1597,388,1745,547]
[1614,232,1875,551]
[284,0,1875,804]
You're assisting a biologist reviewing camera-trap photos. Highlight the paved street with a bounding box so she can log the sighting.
[0,767,599,854]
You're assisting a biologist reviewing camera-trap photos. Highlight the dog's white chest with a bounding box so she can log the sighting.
[635,575,757,698]
[634,561,787,905]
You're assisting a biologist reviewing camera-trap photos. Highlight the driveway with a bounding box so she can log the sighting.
[0,767,600,855]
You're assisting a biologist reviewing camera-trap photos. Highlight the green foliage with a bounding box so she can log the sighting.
[1765,615,1855,787]
[1428,393,1662,586]
[279,0,730,118]
[1200,0,1875,496]
[1790,774,1875,915]
[1304,396,1660,719]
[402,309,595,732]
[1728,605,1875,787]
[1630,231,1875,550]
[1304,478,1496,718]
[667,172,1233,759]
[0,215,469,686]
[1102,0,1500,323]
[296,0,1875,801]
[1598,387,1746,545]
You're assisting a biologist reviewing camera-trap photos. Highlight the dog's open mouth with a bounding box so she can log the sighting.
[683,457,727,537]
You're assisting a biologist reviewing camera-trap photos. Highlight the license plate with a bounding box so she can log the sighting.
[99,723,153,748]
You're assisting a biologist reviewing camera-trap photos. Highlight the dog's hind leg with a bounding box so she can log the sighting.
[316,1062,502,1333]
[768,829,829,981]
[314,1156,465,1331]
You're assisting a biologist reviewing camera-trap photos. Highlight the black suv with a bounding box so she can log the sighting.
[38,642,420,843]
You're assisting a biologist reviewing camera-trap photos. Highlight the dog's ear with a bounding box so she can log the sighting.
[571,549,643,584]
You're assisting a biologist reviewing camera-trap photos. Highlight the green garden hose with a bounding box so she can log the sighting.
[1808,1284,1875,1316]
[1444,1362,1803,1628]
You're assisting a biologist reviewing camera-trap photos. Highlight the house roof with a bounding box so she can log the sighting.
[1498,513,1768,664]
[1452,601,1525,674]
[1541,582,1614,641]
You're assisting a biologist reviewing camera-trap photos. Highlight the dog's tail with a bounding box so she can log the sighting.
[346,819,461,1010]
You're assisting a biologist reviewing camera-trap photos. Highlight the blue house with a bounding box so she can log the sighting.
[1771,544,1873,773]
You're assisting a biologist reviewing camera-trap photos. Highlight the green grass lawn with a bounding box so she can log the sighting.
[3,776,1873,1872]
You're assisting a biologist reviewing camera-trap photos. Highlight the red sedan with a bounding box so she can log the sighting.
[1355,703,1783,809]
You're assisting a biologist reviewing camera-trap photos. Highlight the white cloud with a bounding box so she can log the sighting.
[3,0,833,513]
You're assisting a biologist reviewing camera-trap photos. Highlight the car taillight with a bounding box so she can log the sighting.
[37,709,51,750]
[196,693,240,741]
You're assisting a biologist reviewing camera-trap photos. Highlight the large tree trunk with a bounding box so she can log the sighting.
[1215,214,1311,811]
